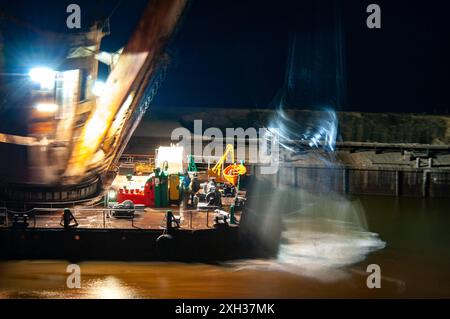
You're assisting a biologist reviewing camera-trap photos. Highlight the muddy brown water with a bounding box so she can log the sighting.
[0,195,449,298]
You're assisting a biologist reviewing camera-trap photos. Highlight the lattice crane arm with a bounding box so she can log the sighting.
[210,144,235,177]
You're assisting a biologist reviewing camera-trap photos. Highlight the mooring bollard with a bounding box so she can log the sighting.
[230,204,236,225]
[60,208,78,230]
[166,210,173,231]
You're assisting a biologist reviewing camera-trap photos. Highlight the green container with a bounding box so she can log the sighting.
[188,155,198,172]
[153,167,169,208]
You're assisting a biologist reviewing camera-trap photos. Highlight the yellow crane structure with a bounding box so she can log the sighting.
[208,144,246,186]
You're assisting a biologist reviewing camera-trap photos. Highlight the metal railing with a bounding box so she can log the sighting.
[0,197,106,211]
[0,206,231,230]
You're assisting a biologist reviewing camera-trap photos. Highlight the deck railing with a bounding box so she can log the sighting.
[0,206,227,230]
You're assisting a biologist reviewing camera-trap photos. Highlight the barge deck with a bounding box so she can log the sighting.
[0,194,259,262]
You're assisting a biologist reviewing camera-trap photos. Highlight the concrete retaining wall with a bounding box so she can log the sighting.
[250,165,450,198]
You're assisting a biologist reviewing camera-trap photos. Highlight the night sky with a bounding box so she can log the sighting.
[0,0,449,114]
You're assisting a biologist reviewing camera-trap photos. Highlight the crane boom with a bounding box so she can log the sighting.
[209,144,235,183]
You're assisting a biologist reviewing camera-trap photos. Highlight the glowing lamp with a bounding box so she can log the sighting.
[35,103,58,113]
[29,67,57,90]
[156,146,184,174]
[92,80,106,97]
[108,190,117,201]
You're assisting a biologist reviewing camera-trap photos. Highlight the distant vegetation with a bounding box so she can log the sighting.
[171,108,450,145]
[338,113,449,144]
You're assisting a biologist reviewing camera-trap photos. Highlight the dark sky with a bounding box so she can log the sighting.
[0,0,449,113]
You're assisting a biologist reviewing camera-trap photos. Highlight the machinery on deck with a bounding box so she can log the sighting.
[112,146,184,208]
[208,144,247,186]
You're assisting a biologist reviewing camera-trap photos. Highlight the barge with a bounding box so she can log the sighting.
[0,172,282,262]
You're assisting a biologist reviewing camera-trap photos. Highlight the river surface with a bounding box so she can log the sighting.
[1,195,449,298]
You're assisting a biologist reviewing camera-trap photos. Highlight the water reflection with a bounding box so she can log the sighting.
[87,277,137,299]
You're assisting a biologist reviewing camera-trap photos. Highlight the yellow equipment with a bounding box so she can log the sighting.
[135,162,154,175]
[208,144,246,186]
[223,163,247,186]
[169,174,181,202]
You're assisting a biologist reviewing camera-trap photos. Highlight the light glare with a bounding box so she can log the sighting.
[29,67,56,90]
[93,81,106,97]
[35,103,58,113]
[108,190,117,200]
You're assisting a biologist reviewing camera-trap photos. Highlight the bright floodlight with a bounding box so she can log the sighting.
[156,146,184,174]
[35,103,58,113]
[108,190,117,200]
[29,67,56,90]
[92,80,106,97]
